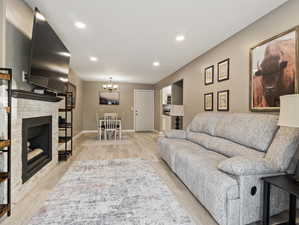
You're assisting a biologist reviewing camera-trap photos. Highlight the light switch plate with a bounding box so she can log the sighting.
[22,71,27,82]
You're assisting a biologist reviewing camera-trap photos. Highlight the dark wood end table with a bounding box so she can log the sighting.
[262,175,299,225]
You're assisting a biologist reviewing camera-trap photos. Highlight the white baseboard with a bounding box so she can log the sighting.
[73,131,84,139]
[81,130,97,134]
[123,129,135,132]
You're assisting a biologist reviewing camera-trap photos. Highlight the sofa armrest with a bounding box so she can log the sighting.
[218,156,279,176]
[164,129,186,139]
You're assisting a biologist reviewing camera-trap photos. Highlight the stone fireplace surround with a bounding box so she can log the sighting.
[10,92,60,203]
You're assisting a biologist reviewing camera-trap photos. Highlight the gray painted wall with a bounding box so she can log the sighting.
[82,81,154,131]
[155,0,299,130]
[5,0,33,90]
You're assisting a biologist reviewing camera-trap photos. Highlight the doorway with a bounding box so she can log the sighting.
[134,89,154,131]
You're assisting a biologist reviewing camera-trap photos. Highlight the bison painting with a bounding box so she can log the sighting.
[251,30,297,111]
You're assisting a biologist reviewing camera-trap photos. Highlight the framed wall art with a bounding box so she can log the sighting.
[99,91,120,105]
[250,27,299,112]
[204,65,214,85]
[217,90,229,111]
[217,58,230,82]
[204,92,213,111]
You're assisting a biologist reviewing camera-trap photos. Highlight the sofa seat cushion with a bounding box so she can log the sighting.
[173,147,239,225]
[214,113,278,152]
[158,138,201,168]
[186,131,265,158]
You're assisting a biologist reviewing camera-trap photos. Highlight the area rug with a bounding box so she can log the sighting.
[81,135,132,146]
[28,158,198,225]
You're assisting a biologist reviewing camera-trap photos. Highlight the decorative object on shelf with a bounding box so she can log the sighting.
[99,92,120,105]
[278,94,299,182]
[170,105,184,130]
[167,95,172,104]
[250,27,299,112]
[204,65,214,85]
[0,68,12,217]
[67,82,76,109]
[102,77,119,91]
[204,92,213,111]
[58,92,73,161]
[217,90,229,111]
[217,58,230,82]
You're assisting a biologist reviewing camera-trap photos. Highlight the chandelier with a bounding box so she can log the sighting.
[102,77,119,90]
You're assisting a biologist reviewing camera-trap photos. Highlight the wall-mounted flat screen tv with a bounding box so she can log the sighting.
[28,8,70,93]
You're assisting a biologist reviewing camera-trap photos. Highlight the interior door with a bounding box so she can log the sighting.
[134,90,154,131]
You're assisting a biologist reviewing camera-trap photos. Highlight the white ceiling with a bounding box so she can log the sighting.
[25,0,288,84]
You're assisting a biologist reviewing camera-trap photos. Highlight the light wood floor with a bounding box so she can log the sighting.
[0,132,293,225]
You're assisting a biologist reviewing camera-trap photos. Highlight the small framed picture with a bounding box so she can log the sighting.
[217,58,230,82]
[217,90,229,111]
[204,65,214,85]
[204,92,213,111]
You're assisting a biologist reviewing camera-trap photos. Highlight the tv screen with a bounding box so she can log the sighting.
[28,9,70,93]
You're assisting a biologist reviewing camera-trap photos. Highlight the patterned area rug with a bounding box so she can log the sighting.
[28,159,198,225]
[81,135,132,146]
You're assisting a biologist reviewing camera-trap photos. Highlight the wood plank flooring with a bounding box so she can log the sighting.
[0,132,294,225]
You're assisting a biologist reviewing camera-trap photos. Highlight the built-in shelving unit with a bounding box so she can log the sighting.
[58,92,73,161]
[0,68,12,217]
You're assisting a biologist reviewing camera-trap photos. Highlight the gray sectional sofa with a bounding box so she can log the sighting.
[158,112,299,225]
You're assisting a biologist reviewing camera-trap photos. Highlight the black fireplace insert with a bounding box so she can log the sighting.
[22,116,52,183]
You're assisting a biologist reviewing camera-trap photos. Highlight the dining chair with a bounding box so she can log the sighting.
[104,117,118,140]
[115,120,122,140]
[96,112,105,140]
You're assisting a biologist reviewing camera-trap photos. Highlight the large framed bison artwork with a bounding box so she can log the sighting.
[250,27,299,112]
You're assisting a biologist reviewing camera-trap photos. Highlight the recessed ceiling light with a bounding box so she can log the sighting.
[153,61,160,67]
[90,56,98,62]
[176,35,185,42]
[74,21,86,29]
[35,12,46,21]
[59,77,69,83]
[58,52,71,57]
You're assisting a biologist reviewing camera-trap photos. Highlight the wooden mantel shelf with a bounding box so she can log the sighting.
[11,90,62,102]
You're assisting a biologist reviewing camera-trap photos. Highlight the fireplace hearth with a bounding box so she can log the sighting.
[22,116,52,183]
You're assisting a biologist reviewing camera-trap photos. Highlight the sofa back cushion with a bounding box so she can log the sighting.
[265,127,299,171]
[214,113,278,152]
[186,132,265,158]
[188,112,223,136]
